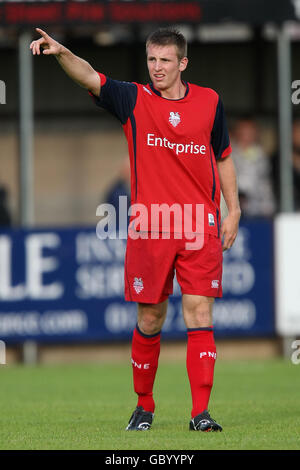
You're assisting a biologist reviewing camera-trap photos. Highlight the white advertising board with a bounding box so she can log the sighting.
[275,213,300,336]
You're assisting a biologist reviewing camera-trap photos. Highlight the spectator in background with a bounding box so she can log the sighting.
[230,117,275,217]
[104,157,131,230]
[271,119,300,212]
[0,185,12,227]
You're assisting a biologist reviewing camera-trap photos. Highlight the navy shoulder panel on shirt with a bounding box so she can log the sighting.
[211,97,230,160]
[93,77,138,125]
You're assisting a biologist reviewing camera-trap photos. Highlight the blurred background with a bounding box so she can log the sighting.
[0,0,300,365]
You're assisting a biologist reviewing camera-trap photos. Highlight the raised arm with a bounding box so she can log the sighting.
[216,155,241,251]
[30,28,101,96]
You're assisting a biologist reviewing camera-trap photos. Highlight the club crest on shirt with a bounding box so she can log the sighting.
[169,111,181,128]
[133,277,144,294]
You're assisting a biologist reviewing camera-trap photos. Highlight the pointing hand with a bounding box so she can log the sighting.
[30,28,62,56]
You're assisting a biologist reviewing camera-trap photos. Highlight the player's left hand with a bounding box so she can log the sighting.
[220,210,241,251]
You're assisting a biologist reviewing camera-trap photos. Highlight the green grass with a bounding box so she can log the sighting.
[0,358,299,450]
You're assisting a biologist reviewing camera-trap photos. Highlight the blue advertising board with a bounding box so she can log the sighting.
[0,219,274,344]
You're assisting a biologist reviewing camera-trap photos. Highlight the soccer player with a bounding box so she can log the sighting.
[30,27,241,432]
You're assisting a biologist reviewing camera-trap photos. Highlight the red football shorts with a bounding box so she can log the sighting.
[124,231,223,304]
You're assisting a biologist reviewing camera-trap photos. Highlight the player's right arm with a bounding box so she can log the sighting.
[30,28,101,96]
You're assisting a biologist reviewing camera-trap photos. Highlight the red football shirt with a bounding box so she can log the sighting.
[90,73,232,237]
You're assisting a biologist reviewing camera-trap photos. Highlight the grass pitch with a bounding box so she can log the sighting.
[0,357,299,450]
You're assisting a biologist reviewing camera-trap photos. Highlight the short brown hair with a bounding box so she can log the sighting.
[146,27,187,60]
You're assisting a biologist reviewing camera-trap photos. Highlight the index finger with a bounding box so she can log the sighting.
[36,28,49,39]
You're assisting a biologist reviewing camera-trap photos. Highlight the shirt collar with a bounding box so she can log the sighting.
[149,81,189,100]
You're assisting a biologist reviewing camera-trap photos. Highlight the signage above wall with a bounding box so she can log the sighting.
[0,0,297,28]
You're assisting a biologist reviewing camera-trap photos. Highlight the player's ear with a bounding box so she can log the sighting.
[179,57,188,72]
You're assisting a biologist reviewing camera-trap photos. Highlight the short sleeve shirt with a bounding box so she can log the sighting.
[90,73,232,236]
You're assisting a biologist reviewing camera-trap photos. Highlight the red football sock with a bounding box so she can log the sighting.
[131,324,161,413]
[186,328,217,418]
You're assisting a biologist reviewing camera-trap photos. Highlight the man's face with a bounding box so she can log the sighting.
[146,43,188,92]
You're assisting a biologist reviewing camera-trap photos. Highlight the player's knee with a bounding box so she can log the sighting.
[184,302,212,328]
[138,313,163,335]
[138,303,166,335]
[183,295,214,323]
[194,307,212,326]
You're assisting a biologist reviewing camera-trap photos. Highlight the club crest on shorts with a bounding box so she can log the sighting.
[133,277,144,294]
[169,111,181,128]
[211,280,219,289]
